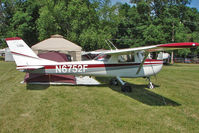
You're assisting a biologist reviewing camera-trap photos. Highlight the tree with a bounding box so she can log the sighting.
[115,1,152,48]
[114,4,137,48]
[0,0,17,48]
[0,0,199,55]
[91,0,121,49]
[36,0,67,41]
[143,24,166,45]
[130,0,191,17]
[0,0,40,46]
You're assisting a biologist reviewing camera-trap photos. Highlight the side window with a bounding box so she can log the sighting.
[150,52,158,59]
[118,55,127,62]
[148,52,163,60]
[118,54,135,62]
[127,54,135,62]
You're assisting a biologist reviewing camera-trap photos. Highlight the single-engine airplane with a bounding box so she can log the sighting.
[5,37,199,92]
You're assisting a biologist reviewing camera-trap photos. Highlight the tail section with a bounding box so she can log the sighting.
[5,37,56,68]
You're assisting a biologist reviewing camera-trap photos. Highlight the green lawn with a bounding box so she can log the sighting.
[0,61,199,133]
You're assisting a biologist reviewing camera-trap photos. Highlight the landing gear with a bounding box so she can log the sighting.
[109,78,118,86]
[148,82,154,89]
[147,77,154,89]
[109,76,154,92]
[110,76,132,92]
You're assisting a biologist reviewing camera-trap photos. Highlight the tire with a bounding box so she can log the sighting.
[110,79,118,86]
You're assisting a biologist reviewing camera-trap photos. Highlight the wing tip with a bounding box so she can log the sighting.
[159,42,199,48]
[193,42,199,46]
[5,37,22,41]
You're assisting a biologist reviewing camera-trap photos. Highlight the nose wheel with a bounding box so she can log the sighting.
[148,82,154,89]
[147,77,154,89]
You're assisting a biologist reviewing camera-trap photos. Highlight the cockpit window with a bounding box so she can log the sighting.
[118,54,135,62]
[148,52,158,59]
[95,54,111,61]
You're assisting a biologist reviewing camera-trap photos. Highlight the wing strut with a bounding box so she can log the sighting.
[136,52,149,75]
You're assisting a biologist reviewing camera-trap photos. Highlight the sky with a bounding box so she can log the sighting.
[111,0,199,10]
[189,0,199,10]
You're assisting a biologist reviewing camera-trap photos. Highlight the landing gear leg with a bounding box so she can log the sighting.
[116,76,132,92]
[147,77,154,89]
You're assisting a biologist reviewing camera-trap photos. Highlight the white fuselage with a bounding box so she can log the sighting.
[20,59,163,78]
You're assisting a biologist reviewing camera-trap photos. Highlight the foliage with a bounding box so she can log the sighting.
[0,0,199,56]
[36,0,67,41]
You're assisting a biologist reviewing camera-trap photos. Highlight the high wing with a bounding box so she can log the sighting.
[101,42,199,55]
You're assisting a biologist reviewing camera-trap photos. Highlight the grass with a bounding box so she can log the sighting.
[0,61,199,133]
[0,56,4,61]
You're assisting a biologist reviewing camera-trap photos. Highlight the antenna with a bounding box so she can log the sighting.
[105,40,112,50]
[107,39,118,50]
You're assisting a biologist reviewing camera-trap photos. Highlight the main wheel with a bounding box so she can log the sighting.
[110,78,118,86]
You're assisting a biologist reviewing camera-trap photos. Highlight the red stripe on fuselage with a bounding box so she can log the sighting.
[145,59,163,61]
[23,62,162,69]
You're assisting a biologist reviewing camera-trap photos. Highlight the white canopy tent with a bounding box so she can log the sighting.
[31,34,82,61]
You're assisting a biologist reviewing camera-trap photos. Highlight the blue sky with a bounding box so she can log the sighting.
[111,0,199,10]
[189,0,199,10]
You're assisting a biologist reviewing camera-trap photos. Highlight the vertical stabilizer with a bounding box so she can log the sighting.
[5,37,55,67]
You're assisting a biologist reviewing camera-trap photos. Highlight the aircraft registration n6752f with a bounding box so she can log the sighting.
[5,37,199,92]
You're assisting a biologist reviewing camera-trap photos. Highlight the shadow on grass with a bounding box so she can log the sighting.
[96,77,181,106]
[25,83,106,90]
[25,78,181,106]
[26,84,50,90]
